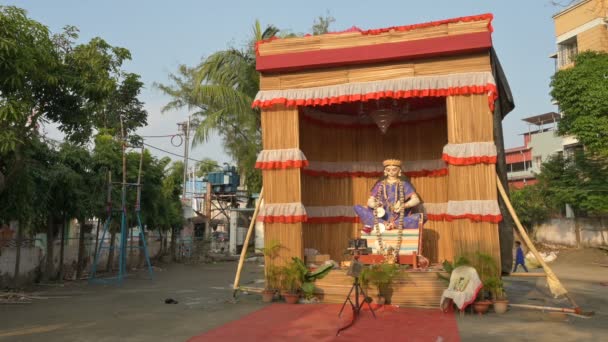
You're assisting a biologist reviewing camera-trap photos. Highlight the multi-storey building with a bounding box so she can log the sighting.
[552,0,608,69]
[508,1,606,188]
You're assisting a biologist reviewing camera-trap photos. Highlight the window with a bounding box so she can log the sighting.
[558,37,578,68]
[534,156,542,170]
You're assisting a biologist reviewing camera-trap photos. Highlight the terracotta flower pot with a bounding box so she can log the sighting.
[493,299,508,314]
[284,293,299,304]
[473,300,492,315]
[262,290,275,303]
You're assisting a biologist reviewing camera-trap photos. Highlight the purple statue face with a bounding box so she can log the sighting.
[384,165,400,178]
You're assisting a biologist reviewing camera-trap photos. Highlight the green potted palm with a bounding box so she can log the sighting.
[360,263,398,305]
[471,252,498,314]
[279,262,302,304]
[486,276,508,314]
[257,241,282,303]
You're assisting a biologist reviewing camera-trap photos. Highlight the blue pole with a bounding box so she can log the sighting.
[89,217,112,282]
[136,213,154,279]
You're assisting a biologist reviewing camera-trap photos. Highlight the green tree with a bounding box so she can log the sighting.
[156,21,278,194]
[551,51,608,157]
[537,152,608,217]
[510,184,550,229]
[197,158,221,178]
[312,12,336,35]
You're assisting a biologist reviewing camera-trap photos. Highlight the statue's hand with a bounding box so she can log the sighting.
[367,197,378,208]
[393,200,402,212]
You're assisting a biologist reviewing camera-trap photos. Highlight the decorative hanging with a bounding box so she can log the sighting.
[369,108,397,134]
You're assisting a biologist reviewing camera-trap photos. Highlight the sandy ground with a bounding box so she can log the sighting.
[0,248,607,342]
[458,248,608,341]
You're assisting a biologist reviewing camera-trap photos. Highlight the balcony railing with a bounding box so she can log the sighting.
[507,169,535,180]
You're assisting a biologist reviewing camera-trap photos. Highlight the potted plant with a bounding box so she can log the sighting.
[280,257,333,304]
[486,276,508,314]
[359,263,398,305]
[471,252,497,314]
[257,241,282,303]
[279,263,302,304]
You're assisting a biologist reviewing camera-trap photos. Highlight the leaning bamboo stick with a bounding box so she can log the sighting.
[506,273,547,278]
[508,303,592,315]
[232,188,264,297]
[496,175,581,313]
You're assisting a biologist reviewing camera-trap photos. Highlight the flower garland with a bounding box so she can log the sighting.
[372,179,405,261]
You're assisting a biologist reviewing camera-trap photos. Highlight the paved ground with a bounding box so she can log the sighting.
[0,261,266,342]
[1,248,607,341]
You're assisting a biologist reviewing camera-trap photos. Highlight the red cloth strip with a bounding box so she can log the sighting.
[444,214,503,223]
[254,160,309,169]
[253,84,498,113]
[256,32,492,73]
[258,215,308,223]
[428,213,502,223]
[441,154,497,165]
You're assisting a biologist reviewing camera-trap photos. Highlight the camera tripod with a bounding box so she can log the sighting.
[336,256,376,335]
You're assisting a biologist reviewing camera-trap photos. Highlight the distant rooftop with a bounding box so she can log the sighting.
[522,112,560,125]
[552,0,589,18]
[505,146,531,153]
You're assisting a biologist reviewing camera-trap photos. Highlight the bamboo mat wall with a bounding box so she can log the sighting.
[446,94,500,269]
[299,112,449,262]
[261,107,304,267]
[260,54,491,91]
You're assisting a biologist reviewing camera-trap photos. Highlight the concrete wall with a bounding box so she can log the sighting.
[0,246,43,285]
[0,236,163,287]
[534,217,608,247]
[528,131,563,173]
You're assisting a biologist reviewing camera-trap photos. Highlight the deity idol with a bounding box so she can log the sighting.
[354,159,423,234]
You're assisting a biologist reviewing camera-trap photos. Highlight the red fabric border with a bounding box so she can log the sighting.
[255,160,309,169]
[441,154,497,165]
[253,84,497,113]
[428,213,502,223]
[301,168,448,178]
[256,13,493,55]
[444,214,503,223]
[258,215,308,223]
[256,32,492,73]
[461,283,485,311]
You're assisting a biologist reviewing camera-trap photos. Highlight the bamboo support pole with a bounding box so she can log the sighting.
[232,188,264,297]
[496,175,580,313]
[506,273,547,278]
[508,303,593,315]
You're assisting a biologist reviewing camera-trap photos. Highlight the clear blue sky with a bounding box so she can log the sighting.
[6,0,561,164]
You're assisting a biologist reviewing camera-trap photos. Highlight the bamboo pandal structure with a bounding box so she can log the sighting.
[254,14,514,285]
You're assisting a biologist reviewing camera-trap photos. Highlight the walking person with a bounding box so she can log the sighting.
[512,241,528,272]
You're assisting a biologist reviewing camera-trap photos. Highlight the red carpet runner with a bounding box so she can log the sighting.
[188,304,460,342]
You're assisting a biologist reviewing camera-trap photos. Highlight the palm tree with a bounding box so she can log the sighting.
[157,21,279,193]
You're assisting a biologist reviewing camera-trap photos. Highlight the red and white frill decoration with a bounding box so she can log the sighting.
[257,202,307,223]
[255,148,309,169]
[252,72,497,112]
[442,142,497,165]
[423,200,502,223]
[303,159,448,178]
[445,200,502,223]
[305,206,359,224]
